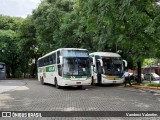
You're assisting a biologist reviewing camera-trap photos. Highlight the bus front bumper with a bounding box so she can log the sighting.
[61,78,91,86]
[102,78,124,84]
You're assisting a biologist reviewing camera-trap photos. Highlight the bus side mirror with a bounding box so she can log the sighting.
[60,56,63,65]
[123,60,127,67]
[98,59,103,67]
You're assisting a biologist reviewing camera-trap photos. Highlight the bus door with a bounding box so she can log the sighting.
[96,61,101,84]
[95,55,103,84]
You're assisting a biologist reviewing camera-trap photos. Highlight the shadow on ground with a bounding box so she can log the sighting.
[40,83,122,91]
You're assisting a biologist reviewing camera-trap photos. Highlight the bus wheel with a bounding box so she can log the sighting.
[41,77,45,85]
[55,78,60,89]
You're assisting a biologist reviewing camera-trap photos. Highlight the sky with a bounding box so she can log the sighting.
[0,0,41,18]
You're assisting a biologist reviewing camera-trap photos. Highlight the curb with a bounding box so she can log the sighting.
[132,85,160,90]
[132,85,160,94]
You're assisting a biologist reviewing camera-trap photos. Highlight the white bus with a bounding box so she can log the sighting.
[89,52,127,85]
[37,48,91,88]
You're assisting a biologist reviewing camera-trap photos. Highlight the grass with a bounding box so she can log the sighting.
[132,81,160,87]
[141,82,160,87]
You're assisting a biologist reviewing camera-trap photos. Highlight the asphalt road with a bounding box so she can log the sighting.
[0,80,160,120]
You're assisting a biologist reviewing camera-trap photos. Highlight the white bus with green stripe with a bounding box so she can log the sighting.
[37,48,91,88]
[90,52,127,85]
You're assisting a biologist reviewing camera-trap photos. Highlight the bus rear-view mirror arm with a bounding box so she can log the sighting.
[123,60,127,67]
[97,59,103,67]
[92,57,96,65]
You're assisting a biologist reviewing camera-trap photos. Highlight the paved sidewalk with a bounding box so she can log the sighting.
[0,80,26,93]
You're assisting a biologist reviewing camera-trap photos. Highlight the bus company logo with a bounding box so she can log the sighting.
[48,66,55,72]
[2,112,11,117]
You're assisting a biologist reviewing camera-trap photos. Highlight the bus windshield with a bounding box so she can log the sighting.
[0,64,4,69]
[0,62,6,80]
[102,57,123,75]
[63,57,90,76]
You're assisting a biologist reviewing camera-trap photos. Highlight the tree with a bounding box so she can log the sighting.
[74,0,160,83]
[19,16,42,78]
[0,30,19,77]
[32,0,78,53]
[0,15,23,78]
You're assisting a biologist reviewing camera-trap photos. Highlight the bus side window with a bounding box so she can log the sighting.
[40,59,44,67]
[49,55,53,65]
[47,57,50,65]
[0,64,4,69]
[49,53,56,65]
[44,57,48,66]
[57,51,60,64]
[42,59,44,66]
[39,60,41,67]
[53,53,56,64]
[40,59,42,67]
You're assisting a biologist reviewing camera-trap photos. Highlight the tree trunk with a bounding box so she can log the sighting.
[6,69,10,78]
[31,59,38,78]
[137,61,142,83]
[23,72,26,78]
[11,66,16,78]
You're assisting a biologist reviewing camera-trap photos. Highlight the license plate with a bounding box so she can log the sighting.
[76,82,81,84]
[113,81,116,83]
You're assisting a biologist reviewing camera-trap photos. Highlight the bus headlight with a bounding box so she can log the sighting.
[102,75,106,78]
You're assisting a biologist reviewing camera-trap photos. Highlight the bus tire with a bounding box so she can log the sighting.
[41,77,45,85]
[55,78,60,89]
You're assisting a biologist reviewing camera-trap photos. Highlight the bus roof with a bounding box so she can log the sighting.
[57,48,87,51]
[38,48,88,60]
[89,52,121,57]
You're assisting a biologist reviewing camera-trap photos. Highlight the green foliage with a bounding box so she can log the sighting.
[141,81,160,87]
[0,29,20,77]
[18,16,42,78]
[0,15,24,77]
[31,0,160,62]
[0,15,23,31]
[142,58,158,66]
[0,0,160,78]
